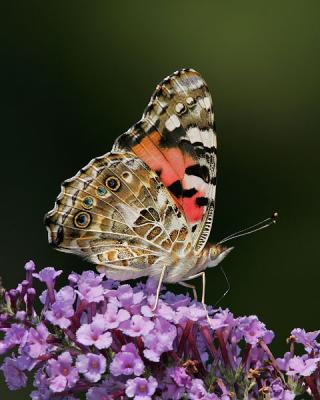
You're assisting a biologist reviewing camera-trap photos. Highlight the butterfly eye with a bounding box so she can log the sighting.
[210,247,218,258]
[97,186,107,197]
[105,176,121,191]
[83,197,94,209]
[74,211,91,228]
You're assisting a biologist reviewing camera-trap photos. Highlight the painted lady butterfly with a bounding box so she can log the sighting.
[45,69,276,309]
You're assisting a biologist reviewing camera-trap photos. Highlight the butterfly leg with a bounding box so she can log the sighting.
[184,272,206,303]
[184,272,211,323]
[180,282,198,301]
[151,265,167,311]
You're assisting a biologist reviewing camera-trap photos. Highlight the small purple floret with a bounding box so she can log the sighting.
[1,357,28,390]
[143,317,177,361]
[45,300,74,328]
[120,314,154,337]
[76,353,106,382]
[76,314,112,349]
[46,351,79,392]
[291,328,320,353]
[103,303,130,329]
[33,267,62,284]
[287,355,320,376]
[125,376,158,400]
[110,342,144,377]
[25,323,50,358]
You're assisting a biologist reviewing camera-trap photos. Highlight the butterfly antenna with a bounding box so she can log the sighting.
[217,212,278,246]
[214,265,230,307]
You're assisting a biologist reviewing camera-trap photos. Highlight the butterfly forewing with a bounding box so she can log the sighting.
[113,68,217,252]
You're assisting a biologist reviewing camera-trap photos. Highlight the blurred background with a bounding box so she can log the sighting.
[1,1,320,396]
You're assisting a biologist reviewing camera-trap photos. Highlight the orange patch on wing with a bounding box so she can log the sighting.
[132,131,178,184]
[183,192,206,223]
[133,131,192,193]
[132,130,202,223]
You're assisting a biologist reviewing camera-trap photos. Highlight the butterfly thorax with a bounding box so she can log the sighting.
[161,249,200,283]
[163,244,231,283]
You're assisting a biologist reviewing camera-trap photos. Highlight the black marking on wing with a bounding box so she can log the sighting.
[83,179,93,190]
[192,143,217,156]
[185,165,210,183]
[196,197,209,207]
[182,188,197,198]
[155,84,173,99]
[192,142,217,152]
[178,138,200,156]
[72,190,80,204]
[52,225,64,247]
[168,182,198,199]
[115,120,162,149]
[159,127,190,149]
[167,180,183,197]
[114,131,132,150]
[145,101,168,116]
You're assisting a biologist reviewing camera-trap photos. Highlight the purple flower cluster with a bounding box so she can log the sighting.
[1,261,320,399]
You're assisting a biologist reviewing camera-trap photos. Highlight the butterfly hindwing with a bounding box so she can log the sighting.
[45,152,192,280]
[113,68,216,252]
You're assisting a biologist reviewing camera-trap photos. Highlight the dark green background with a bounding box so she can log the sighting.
[1,1,320,397]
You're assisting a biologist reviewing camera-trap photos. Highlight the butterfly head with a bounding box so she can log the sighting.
[205,244,234,268]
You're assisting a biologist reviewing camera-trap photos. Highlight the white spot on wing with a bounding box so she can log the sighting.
[204,96,211,109]
[201,130,214,148]
[156,188,168,209]
[183,174,209,194]
[122,172,133,183]
[187,127,201,143]
[165,114,180,131]
[187,128,214,148]
[198,96,212,111]
[186,97,194,106]
[175,103,184,113]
